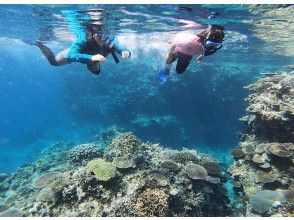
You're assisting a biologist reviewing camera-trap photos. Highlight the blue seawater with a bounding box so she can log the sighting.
[0,4,292,174]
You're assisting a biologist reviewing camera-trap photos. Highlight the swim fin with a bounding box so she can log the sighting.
[158,66,170,83]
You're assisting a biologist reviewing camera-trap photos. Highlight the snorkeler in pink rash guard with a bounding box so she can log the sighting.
[158,25,225,82]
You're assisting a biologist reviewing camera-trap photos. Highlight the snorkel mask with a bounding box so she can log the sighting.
[93,33,115,47]
[204,25,224,49]
[205,40,223,49]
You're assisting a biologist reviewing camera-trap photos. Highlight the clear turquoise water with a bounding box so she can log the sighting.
[0,4,292,173]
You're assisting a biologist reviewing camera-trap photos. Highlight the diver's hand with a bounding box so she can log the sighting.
[121,51,130,59]
[92,54,106,62]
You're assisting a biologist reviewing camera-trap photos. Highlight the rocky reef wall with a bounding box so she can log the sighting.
[230,72,294,216]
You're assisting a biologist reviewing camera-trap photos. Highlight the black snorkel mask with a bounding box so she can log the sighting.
[93,33,115,48]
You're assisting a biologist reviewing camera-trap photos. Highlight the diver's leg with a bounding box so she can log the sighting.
[34,41,60,66]
[167,52,178,65]
[176,53,193,74]
[86,62,100,75]
[55,49,71,65]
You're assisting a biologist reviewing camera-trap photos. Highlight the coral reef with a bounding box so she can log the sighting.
[135,188,169,217]
[32,171,62,188]
[242,73,294,142]
[69,144,103,166]
[112,157,135,170]
[106,132,141,157]
[160,160,179,172]
[0,207,24,217]
[230,72,294,217]
[185,163,208,180]
[0,132,231,217]
[86,159,117,182]
[249,190,286,215]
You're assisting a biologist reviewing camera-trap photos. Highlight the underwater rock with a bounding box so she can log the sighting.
[230,148,245,160]
[256,170,279,184]
[135,188,169,217]
[185,163,208,181]
[267,143,294,158]
[160,160,179,172]
[87,159,117,182]
[249,190,286,215]
[32,171,62,188]
[252,153,269,166]
[69,143,103,165]
[0,207,24,217]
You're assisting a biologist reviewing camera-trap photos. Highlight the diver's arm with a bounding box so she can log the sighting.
[62,10,98,64]
[66,43,106,63]
[112,38,131,58]
[66,43,94,63]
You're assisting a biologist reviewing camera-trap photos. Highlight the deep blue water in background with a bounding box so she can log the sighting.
[0,5,292,173]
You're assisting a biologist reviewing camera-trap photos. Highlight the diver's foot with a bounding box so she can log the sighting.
[158,66,170,83]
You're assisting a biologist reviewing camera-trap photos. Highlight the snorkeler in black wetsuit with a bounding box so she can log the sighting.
[26,10,131,75]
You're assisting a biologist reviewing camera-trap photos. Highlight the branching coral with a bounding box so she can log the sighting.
[135,188,169,217]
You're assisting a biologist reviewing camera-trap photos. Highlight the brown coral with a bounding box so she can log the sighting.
[185,163,208,180]
[135,188,169,217]
[230,148,245,160]
[202,161,222,177]
[267,143,294,158]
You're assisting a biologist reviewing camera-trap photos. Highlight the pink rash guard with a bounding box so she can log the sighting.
[173,32,205,57]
